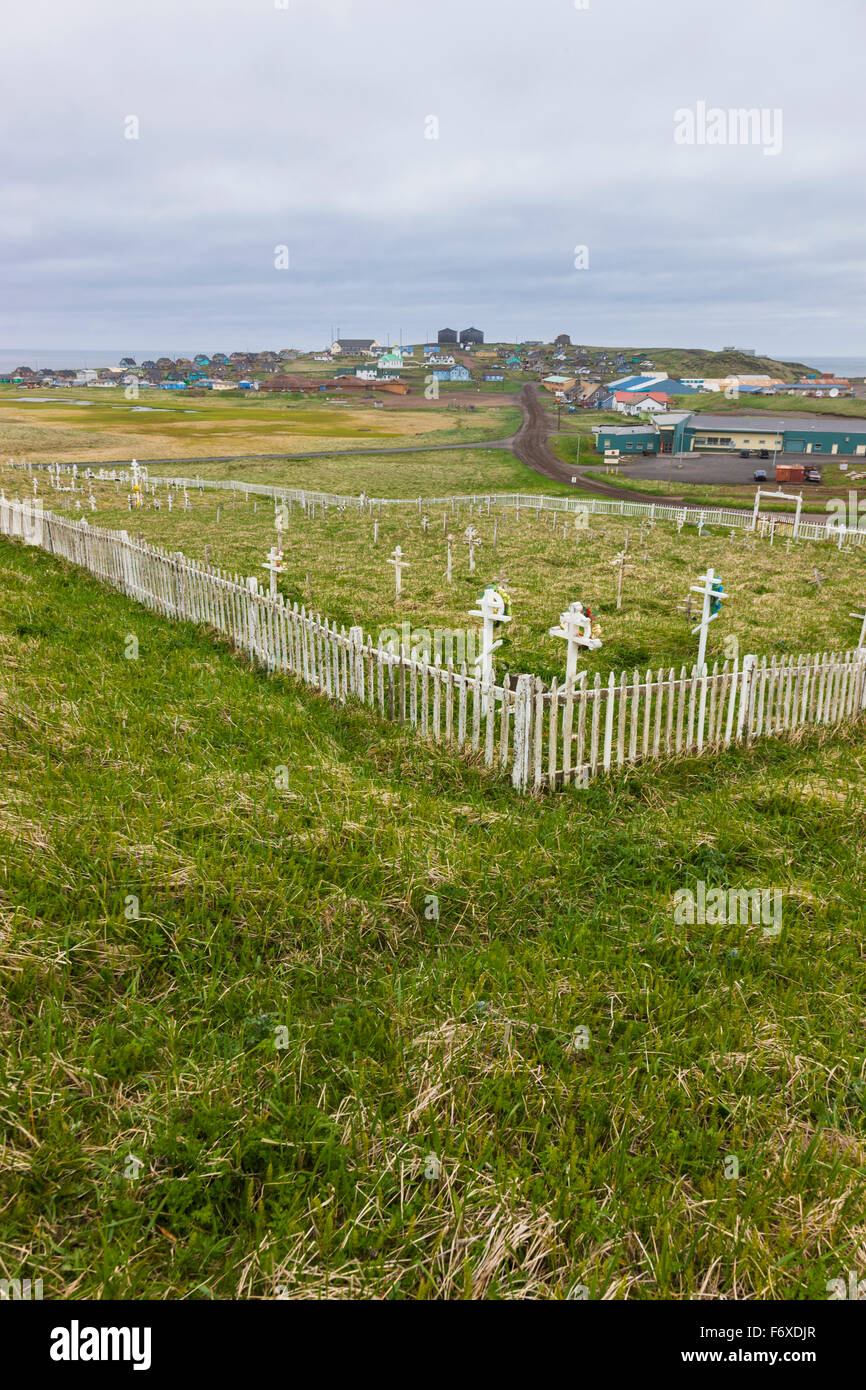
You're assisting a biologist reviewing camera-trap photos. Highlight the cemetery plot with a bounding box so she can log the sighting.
[5,462,864,684]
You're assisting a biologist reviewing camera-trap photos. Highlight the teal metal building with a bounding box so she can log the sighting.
[593,425,661,454]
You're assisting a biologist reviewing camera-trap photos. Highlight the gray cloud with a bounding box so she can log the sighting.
[2,0,865,353]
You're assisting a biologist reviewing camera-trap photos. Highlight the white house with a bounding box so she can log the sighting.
[377,350,405,370]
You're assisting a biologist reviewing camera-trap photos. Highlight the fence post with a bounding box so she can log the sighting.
[511,674,533,791]
[737,654,758,741]
[119,530,134,598]
[349,625,364,700]
[246,576,260,662]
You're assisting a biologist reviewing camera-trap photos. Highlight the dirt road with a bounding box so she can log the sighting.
[509,385,659,500]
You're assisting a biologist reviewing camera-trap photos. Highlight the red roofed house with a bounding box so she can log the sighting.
[612,390,671,416]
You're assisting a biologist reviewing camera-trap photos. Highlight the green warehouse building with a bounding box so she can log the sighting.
[596,412,866,458]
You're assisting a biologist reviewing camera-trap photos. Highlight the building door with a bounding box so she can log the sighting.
[786,439,806,453]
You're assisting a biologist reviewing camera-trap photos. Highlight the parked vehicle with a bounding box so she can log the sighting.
[804,466,822,483]
[753,469,767,482]
[739,449,750,458]
[759,449,770,459]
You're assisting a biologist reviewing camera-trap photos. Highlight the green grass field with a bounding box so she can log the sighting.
[0,388,520,464]
[1,535,864,1298]
[142,445,542,498]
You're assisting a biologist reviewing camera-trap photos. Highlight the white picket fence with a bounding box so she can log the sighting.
[149,478,866,545]
[8,459,866,546]
[2,494,865,792]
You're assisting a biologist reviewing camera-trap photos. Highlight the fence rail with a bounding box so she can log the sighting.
[2,495,865,793]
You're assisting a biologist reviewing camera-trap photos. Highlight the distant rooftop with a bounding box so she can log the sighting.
[684,412,866,435]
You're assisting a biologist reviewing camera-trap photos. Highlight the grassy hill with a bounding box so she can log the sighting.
[1,535,864,1299]
[581,348,816,384]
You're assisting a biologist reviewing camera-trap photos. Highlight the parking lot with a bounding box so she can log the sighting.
[588,452,818,487]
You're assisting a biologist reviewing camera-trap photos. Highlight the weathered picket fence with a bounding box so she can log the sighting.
[150,479,866,545]
[2,495,865,792]
[9,460,866,546]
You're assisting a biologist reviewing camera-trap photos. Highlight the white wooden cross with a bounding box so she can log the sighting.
[610,548,634,611]
[549,601,601,689]
[445,534,453,584]
[690,567,727,673]
[421,514,429,533]
[130,458,144,509]
[89,493,96,511]
[753,486,802,539]
[849,606,866,649]
[183,489,191,511]
[468,585,511,686]
[262,546,285,598]
[389,544,408,598]
[464,525,481,572]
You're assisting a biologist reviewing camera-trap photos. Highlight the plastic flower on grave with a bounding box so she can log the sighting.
[477,582,511,619]
[710,576,725,615]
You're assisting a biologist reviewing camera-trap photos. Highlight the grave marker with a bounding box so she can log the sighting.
[464,525,481,573]
[549,601,602,689]
[610,547,634,610]
[389,544,408,599]
[468,584,511,686]
[690,567,726,673]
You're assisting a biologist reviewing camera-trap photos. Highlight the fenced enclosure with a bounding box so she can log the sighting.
[2,494,865,792]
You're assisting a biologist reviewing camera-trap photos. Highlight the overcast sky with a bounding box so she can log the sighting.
[2,0,864,357]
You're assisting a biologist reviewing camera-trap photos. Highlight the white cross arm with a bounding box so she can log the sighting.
[473,639,504,667]
[692,612,720,636]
